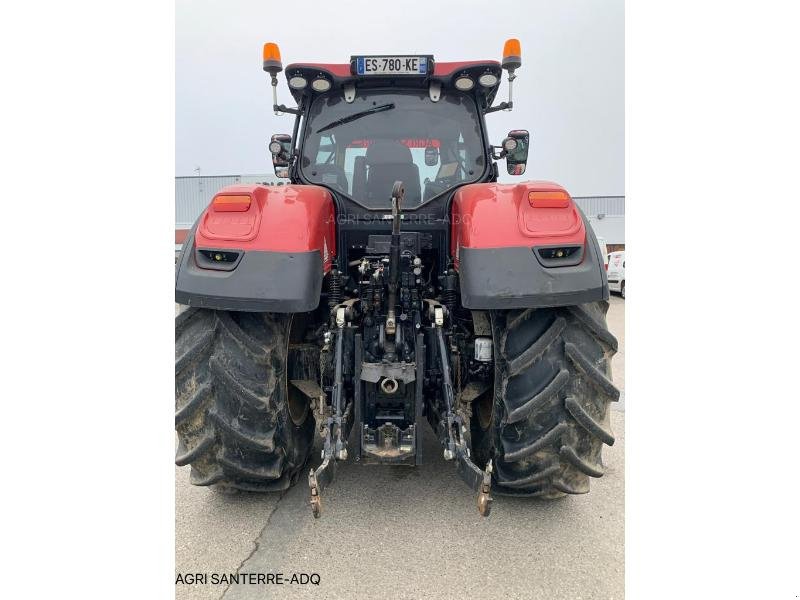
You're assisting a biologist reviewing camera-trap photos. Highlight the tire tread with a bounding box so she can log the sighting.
[175,309,314,492]
[486,302,618,497]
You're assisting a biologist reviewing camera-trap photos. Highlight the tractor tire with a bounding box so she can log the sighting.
[476,302,619,497]
[175,308,315,492]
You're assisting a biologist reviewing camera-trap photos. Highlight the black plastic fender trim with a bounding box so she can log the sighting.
[175,245,323,313]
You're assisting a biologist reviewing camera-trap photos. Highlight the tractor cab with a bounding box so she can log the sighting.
[300,89,484,208]
[263,42,530,216]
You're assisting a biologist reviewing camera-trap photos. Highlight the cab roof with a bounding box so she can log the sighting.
[283,60,503,108]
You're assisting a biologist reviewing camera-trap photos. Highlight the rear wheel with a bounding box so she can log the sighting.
[473,302,619,497]
[175,308,315,492]
[620,281,625,299]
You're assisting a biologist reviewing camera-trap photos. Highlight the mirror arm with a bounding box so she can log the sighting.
[274,104,302,116]
[268,72,303,116]
[484,101,513,115]
[485,68,517,114]
[489,146,507,160]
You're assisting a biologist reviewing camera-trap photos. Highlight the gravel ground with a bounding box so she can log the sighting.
[176,296,625,600]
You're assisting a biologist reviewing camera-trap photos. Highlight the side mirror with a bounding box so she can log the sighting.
[502,129,530,176]
[268,134,292,178]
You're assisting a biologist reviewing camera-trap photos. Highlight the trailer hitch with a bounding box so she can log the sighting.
[478,461,493,517]
[308,457,333,519]
[308,313,348,518]
[433,315,494,517]
[452,444,493,517]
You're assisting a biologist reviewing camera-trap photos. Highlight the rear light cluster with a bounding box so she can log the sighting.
[527,190,570,208]
[212,194,251,212]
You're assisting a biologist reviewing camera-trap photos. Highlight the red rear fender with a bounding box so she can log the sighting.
[451,181,586,263]
[450,181,607,309]
[194,184,336,272]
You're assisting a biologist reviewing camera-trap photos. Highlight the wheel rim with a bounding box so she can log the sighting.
[475,390,493,430]
[288,384,310,425]
[285,315,311,426]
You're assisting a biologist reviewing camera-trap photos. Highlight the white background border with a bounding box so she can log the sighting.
[1,1,798,598]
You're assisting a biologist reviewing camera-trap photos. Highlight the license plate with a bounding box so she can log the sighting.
[356,56,428,76]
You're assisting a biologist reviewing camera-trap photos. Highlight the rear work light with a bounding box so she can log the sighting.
[454,76,474,91]
[527,190,570,208]
[502,137,518,152]
[198,249,240,264]
[311,77,332,92]
[478,73,499,87]
[538,246,581,260]
[196,249,242,271]
[212,194,251,212]
[534,245,584,268]
[289,75,308,89]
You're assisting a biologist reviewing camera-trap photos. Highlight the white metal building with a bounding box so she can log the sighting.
[573,196,625,247]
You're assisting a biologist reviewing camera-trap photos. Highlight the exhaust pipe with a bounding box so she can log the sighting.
[380,377,399,395]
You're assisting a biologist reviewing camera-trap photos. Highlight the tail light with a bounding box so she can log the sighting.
[212,194,251,212]
[527,190,570,208]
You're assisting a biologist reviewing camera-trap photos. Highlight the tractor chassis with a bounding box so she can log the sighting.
[174,43,617,517]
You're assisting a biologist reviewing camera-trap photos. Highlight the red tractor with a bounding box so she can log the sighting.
[175,40,618,517]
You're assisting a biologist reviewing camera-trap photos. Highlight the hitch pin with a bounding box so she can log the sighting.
[477,460,493,517]
[308,467,323,519]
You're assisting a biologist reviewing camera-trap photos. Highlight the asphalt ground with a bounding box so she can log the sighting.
[176,295,625,600]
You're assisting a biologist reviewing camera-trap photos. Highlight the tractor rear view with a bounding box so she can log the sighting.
[175,39,618,517]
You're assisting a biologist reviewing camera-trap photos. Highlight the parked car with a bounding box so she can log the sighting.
[597,236,609,270]
[607,250,625,298]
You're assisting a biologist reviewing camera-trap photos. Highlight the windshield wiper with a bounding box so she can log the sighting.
[316,103,395,134]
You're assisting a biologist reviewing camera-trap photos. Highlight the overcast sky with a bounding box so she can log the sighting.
[176,0,623,196]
